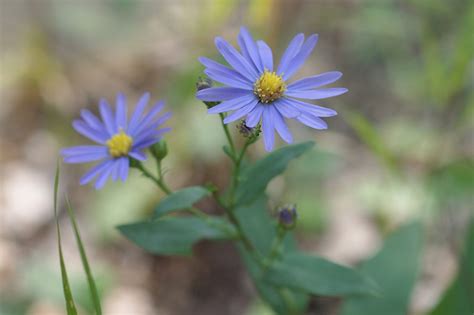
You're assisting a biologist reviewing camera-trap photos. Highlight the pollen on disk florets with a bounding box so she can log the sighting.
[254,70,286,103]
[107,130,133,157]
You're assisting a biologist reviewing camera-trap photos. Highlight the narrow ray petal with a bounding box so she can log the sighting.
[207,94,257,114]
[80,109,106,132]
[282,34,319,80]
[80,159,113,185]
[238,26,263,73]
[196,87,250,102]
[297,113,328,129]
[61,145,107,156]
[118,157,129,181]
[94,164,114,189]
[223,99,259,124]
[270,106,293,143]
[115,93,127,130]
[215,37,258,80]
[279,97,337,117]
[246,104,264,127]
[285,87,348,100]
[72,120,108,144]
[257,40,273,71]
[129,150,147,161]
[128,92,151,133]
[262,106,275,151]
[288,71,342,90]
[273,99,300,118]
[204,69,253,89]
[277,33,305,75]
[99,99,117,136]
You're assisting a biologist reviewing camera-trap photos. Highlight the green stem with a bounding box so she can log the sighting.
[219,113,236,159]
[263,226,287,271]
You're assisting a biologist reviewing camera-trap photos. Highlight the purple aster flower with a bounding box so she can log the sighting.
[61,93,171,189]
[196,26,347,151]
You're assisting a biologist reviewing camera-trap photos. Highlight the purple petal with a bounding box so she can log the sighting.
[129,150,147,161]
[129,101,165,136]
[262,106,275,151]
[80,109,106,132]
[118,157,129,181]
[133,136,162,150]
[80,159,113,185]
[215,37,258,81]
[134,127,171,145]
[198,57,252,83]
[61,145,106,156]
[273,99,300,118]
[296,113,328,129]
[285,88,348,100]
[280,97,337,117]
[237,26,263,73]
[288,71,342,90]
[204,69,253,89]
[196,87,250,102]
[277,33,305,76]
[99,99,117,136]
[72,120,108,144]
[223,99,259,124]
[115,93,127,130]
[257,40,273,71]
[111,160,120,181]
[208,94,257,114]
[128,92,151,134]
[132,112,171,140]
[246,104,264,127]
[94,163,114,189]
[270,106,293,144]
[282,34,319,80]
[63,151,108,164]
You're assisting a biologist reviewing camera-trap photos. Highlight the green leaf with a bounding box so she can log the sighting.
[240,247,309,315]
[429,218,474,315]
[153,186,211,218]
[263,252,379,297]
[235,197,309,314]
[53,163,78,315]
[236,141,314,205]
[65,197,102,315]
[118,217,235,256]
[340,222,423,315]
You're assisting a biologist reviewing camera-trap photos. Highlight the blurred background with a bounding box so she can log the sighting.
[0,0,472,314]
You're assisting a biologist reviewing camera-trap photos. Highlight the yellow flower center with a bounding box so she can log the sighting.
[107,130,133,157]
[254,70,286,103]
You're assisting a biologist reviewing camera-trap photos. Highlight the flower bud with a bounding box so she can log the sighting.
[278,204,297,229]
[237,120,261,140]
[196,77,213,91]
[196,77,219,109]
[150,141,168,161]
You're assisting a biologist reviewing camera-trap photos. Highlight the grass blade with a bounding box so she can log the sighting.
[65,196,102,315]
[54,163,78,315]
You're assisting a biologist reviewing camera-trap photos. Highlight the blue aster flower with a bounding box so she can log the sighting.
[61,93,171,189]
[196,26,347,151]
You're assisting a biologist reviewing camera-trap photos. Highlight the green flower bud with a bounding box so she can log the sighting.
[150,141,168,161]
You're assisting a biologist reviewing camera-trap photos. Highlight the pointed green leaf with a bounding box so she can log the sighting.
[236,141,314,205]
[65,197,102,315]
[263,252,379,297]
[153,186,211,218]
[235,197,309,314]
[340,222,423,315]
[429,218,474,315]
[118,217,235,256]
[54,163,78,315]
